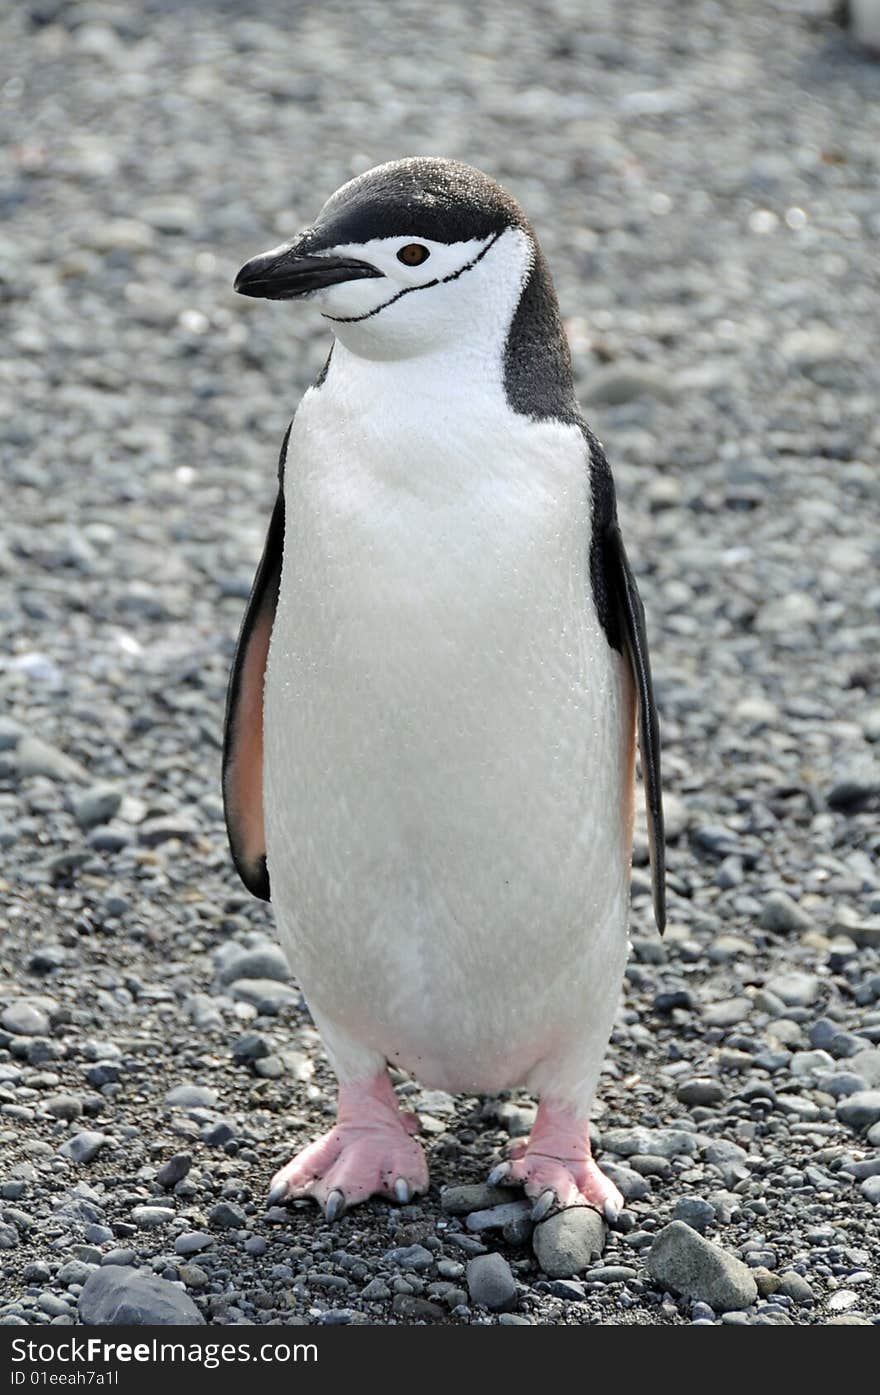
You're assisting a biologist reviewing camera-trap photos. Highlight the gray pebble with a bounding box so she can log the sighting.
[836,1091,880,1131]
[466,1253,517,1312]
[532,1208,606,1278]
[78,1266,204,1326]
[647,1222,757,1311]
[1,1002,50,1037]
[58,1131,111,1164]
[174,1232,214,1255]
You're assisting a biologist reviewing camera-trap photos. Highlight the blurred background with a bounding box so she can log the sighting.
[0,0,879,1327]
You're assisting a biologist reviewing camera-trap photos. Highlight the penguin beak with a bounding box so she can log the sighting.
[234,242,382,300]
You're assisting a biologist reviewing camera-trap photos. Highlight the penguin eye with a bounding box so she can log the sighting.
[397,243,430,266]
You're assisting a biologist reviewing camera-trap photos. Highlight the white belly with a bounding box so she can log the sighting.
[263,363,634,1095]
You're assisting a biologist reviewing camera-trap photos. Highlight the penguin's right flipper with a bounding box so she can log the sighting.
[222,426,290,901]
[606,522,666,935]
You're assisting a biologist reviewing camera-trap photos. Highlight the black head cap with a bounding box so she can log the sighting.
[298,157,528,253]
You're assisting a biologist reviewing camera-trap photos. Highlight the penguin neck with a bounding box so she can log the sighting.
[317,234,577,427]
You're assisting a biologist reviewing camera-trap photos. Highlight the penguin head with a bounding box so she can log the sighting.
[234,158,539,362]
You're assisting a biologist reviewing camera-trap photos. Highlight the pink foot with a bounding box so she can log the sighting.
[268,1074,429,1220]
[488,1100,623,1222]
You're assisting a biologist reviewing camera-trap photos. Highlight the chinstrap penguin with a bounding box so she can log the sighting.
[224,158,665,1224]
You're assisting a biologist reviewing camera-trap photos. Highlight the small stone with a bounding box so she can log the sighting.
[676,1077,724,1106]
[138,816,198,847]
[131,1206,175,1228]
[466,1253,517,1312]
[672,1198,716,1233]
[860,1176,880,1205]
[1,1001,50,1036]
[219,945,290,984]
[384,1244,434,1272]
[71,785,122,829]
[827,1290,859,1312]
[703,998,752,1028]
[78,1266,204,1325]
[58,1260,97,1287]
[390,1295,445,1320]
[764,973,820,1007]
[164,1084,219,1109]
[495,1101,537,1136]
[532,1208,606,1278]
[16,736,88,782]
[209,1202,246,1229]
[231,1033,270,1064]
[758,891,813,933]
[440,1184,511,1214]
[174,1232,214,1256]
[466,1200,532,1233]
[836,1091,880,1131]
[646,1222,757,1311]
[156,1154,191,1189]
[43,1095,82,1121]
[58,1131,111,1164]
[228,979,299,1012]
[776,1272,815,1303]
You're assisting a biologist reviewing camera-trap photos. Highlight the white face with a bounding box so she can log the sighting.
[307,227,533,363]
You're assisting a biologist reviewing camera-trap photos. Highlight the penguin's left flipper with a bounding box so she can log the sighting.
[222,425,291,901]
[606,522,666,935]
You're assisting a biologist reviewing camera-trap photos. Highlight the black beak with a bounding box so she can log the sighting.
[234,242,383,300]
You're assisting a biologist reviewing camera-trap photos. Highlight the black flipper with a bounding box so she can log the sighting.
[222,425,291,900]
[605,522,666,935]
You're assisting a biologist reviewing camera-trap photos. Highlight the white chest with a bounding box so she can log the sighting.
[261,355,632,1090]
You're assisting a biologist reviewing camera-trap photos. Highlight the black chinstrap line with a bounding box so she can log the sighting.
[320,229,505,325]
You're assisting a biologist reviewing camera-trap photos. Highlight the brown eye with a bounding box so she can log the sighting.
[397,243,430,266]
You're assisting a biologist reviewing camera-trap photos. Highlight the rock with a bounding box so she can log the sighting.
[156,1154,192,1189]
[174,1232,214,1255]
[71,784,122,828]
[131,1206,174,1228]
[672,1197,716,1233]
[860,1176,880,1205]
[764,972,820,1007]
[228,979,300,1012]
[218,944,290,984]
[390,1295,445,1321]
[16,736,88,782]
[602,1163,650,1201]
[231,1033,270,1064]
[441,1183,511,1214]
[495,1101,537,1136]
[828,777,880,813]
[466,1253,517,1311]
[466,1200,532,1233]
[137,816,198,847]
[532,1208,606,1278]
[58,1131,111,1164]
[384,1244,435,1272]
[43,1095,83,1122]
[646,1222,757,1310]
[676,1077,724,1106]
[703,998,752,1028]
[581,363,678,406]
[78,1266,204,1325]
[836,1091,880,1131]
[164,1084,218,1109]
[209,1202,246,1229]
[1,1001,51,1036]
[759,891,813,933]
[600,1126,697,1159]
[776,1272,815,1303]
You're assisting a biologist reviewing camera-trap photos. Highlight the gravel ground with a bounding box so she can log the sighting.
[1,0,879,1328]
